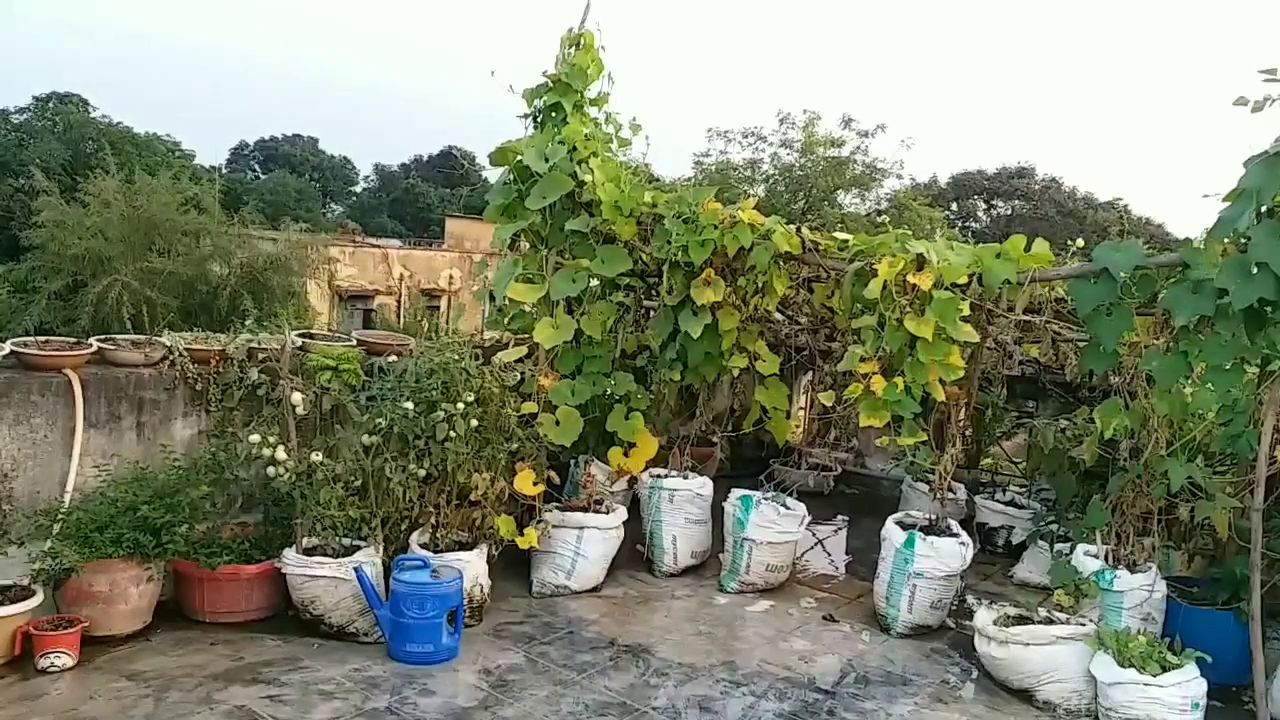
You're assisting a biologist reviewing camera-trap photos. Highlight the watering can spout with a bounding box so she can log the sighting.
[353,566,388,637]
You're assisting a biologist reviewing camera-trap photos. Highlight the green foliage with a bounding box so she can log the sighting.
[222,134,359,217]
[0,168,313,337]
[689,109,900,233]
[1171,557,1249,609]
[1092,627,1209,677]
[345,147,490,239]
[27,456,205,584]
[1232,68,1280,114]
[912,164,1181,253]
[0,92,204,262]
[484,30,803,457]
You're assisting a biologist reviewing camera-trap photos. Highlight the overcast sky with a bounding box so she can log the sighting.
[1,0,1277,238]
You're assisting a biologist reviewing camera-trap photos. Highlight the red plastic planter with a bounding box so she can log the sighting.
[14,614,88,673]
[170,559,285,623]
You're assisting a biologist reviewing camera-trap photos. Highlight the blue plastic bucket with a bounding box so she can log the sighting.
[1162,577,1250,687]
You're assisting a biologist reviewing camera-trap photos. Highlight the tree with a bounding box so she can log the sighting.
[0,92,201,261]
[221,134,359,216]
[346,147,490,239]
[688,109,901,232]
[910,164,1180,252]
[245,170,325,230]
[0,168,311,336]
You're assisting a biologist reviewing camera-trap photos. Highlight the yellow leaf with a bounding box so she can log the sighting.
[896,428,929,446]
[817,390,836,406]
[519,401,539,414]
[875,256,906,281]
[843,382,865,399]
[608,427,660,476]
[538,371,559,391]
[869,374,888,397]
[703,199,724,213]
[495,514,519,540]
[906,269,935,292]
[903,313,935,341]
[925,378,946,402]
[892,376,905,392]
[738,207,767,225]
[741,196,758,211]
[856,359,880,375]
[858,406,891,428]
[514,526,539,550]
[512,468,546,497]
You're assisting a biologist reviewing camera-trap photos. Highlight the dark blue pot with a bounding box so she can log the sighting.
[1162,577,1251,687]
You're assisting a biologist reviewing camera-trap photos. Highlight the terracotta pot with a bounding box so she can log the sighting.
[0,585,45,664]
[183,345,228,365]
[54,559,162,637]
[351,329,414,357]
[687,445,721,478]
[4,336,98,372]
[89,335,168,367]
[14,614,88,673]
[170,558,285,623]
[290,330,356,355]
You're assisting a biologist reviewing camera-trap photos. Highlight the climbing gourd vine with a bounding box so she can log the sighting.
[815,228,1055,468]
[483,28,803,476]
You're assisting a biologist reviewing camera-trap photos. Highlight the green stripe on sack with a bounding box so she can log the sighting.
[645,480,665,571]
[721,494,755,591]
[884,528,918,633]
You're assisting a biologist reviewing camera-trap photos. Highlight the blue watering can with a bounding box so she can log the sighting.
[355,554,465,665]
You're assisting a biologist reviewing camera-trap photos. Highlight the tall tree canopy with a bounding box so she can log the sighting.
[345,146,490,239]
[910,164,1180,252]
[220,134,358,227]
[688,109,901,233]
[0,92,201,261]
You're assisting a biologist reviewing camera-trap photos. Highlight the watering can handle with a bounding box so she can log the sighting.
[392,555,433,574]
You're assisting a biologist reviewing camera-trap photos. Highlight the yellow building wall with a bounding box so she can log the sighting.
[307,217,498,333]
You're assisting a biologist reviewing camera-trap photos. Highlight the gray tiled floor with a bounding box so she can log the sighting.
[0,556,1054,720]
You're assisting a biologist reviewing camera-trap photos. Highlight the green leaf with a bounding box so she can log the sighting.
[973,244,1019,293]
[1078,343,1119,376]
[610,371,638,397]
[1091,239,1147,280]
[649,307,675,340]
[491,256,521,302]
[488,141,522,168]
[754,376,790,411]
[1158,279,1219,328]
[590,245,633,277]
[525,171,574,210]
[559,215,591,236]
[754,340,781,375]
[1140,348,1190,389]
[764,412,793,446]
[537,406,584,446]
[817,390,836,406]
[1083,304,1134,352]
[1215,253,1280,310]
[716,306,740,333]
[518,401,539,414]
[835,345,862,372]
[549,266,589,300]
[606,404,646,442]
[506,281,548,304]
[689,234,717,264]
[548,379,576,406]
[1068,274,1119,317]
[903,313,935,341]
[1082,496,1111,531]
[1024,237,1055,268]
[493,345,529,363]
[690,270,727,306]
[532,311,577,348]
[677,305,712,339]
[579,301,618,339]
[493,220,530,248]
[1246,218,1280,271]
[1093,397,1131,439]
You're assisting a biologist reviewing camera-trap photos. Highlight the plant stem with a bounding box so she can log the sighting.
[279,331,303,552]
[1250,382,1280,720]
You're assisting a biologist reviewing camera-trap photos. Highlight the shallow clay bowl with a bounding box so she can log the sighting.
[90,335,168,367]
[351,329,415,357]
[4,336,98,372]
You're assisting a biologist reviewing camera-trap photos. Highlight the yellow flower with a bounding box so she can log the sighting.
[869,374,888,398]
[512,467,545,497]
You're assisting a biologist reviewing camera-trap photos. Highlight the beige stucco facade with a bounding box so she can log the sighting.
[306,215,497,333]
